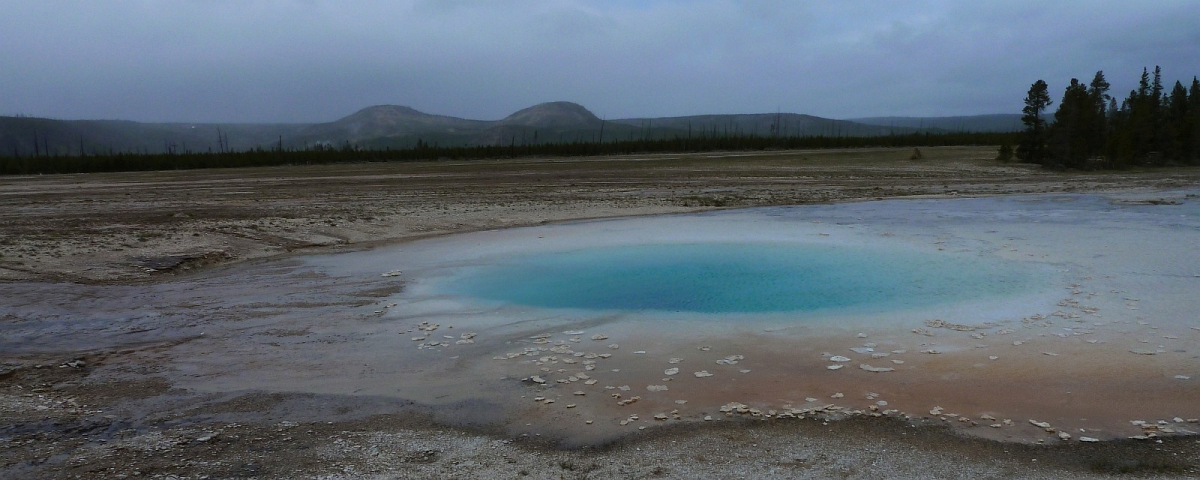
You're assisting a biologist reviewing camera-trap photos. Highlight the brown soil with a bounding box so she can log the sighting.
[3,147,1200,478]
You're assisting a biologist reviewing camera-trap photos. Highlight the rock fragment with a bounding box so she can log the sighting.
[417,322,441,332]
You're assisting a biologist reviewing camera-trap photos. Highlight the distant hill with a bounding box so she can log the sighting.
[0,103,1016,156]
[847,114,1023,133]
[498,102,602,129]
[305,105,488,139]
[610,113,913,138]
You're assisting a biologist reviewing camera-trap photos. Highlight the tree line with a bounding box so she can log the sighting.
[1016,67,1200,169]
[0,131,1016,176]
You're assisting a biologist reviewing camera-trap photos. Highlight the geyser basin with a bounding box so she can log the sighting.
[447,243,1036,313]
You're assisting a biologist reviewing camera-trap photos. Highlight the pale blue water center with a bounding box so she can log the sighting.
[447,243,1038,313]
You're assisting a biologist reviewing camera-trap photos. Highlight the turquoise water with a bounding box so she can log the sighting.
[446,243,1039,313]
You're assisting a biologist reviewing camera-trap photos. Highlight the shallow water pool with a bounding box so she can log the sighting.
[446,242,1038,313]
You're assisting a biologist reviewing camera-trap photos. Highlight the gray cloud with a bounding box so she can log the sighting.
[1,0,1197,122]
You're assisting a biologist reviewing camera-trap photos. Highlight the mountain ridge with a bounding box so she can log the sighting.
[848,114,1022,133]
[0,102,1019,156]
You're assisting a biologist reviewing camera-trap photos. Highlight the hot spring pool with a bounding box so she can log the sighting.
[103,191,1199,445]
[445,242,1038,313]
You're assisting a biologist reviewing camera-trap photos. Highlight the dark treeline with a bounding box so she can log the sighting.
[0,131,1015,176]
[1016,67,1200,169]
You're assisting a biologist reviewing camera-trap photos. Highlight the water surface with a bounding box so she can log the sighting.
[448,242,1037,313]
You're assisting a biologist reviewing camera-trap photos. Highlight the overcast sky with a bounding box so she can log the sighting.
[2,1,1198,123]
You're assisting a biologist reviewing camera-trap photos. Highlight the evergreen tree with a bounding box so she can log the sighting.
[1187,77,1200,164]
[1150,66,1169,161]
[1167,81,1189,161]
[1017,80,1052,165]
[1086,71,1111,165]
[1049,79,1092,168]
[1123,67,1159,164]
[996,143,1014,162]
[1105,96,1122,166]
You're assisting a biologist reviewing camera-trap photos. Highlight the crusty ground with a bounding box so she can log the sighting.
[4,146,1199,284]
[3,147,1200,478]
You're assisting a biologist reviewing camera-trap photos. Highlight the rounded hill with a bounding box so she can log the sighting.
[497,102,602,129]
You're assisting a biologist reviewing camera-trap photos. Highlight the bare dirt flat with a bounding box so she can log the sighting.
[3,146,1200,478]
[5,145,1198,285]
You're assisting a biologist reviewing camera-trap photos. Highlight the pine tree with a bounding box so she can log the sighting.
[1167,81,1189,162]
[1017,80,1052,165]
[1187,77,1200,164]
[1124,68,1158,164]
[996,143,1014,162]
[1086,71,1111,164]
[1049,79,1093,168]
[1150,66,1168,161]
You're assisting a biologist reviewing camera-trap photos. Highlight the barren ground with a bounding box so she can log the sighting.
[3,146,1200,478]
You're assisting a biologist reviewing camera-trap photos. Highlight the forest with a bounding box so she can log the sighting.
[1016,67,1200,169]
[0,130,1015,176]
